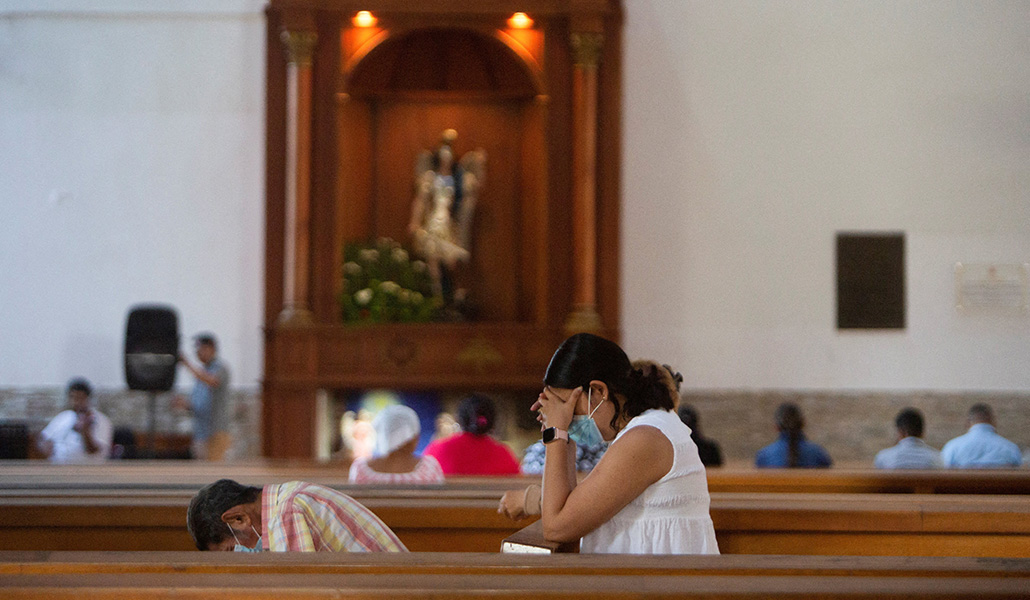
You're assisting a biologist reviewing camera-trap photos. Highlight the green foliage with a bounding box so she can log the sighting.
[339,238,442,323]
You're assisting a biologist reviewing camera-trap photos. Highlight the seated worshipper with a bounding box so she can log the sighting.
[941,403,1022,468]
[519,333,719,554]
[422,394,521,476]
[678,404,723,467]
[755,403,832,468]
[874,408,942,469]
[187,479,407,552]
[37,378,113,464]
[501,358,689,521]
[348,405,444,484]
[519,438,606,475]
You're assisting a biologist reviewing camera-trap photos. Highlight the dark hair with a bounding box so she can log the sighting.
[186,479,261,551]
[457,394,496,436]
[678,404,699,432]
[67,378,92,397]
[774,403,805,468]
[544,334,674,433]
[194,332,217,348]
[895,408,924,438]
[968,403,993,424]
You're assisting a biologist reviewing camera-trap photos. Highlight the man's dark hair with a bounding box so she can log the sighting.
[194,332,218,349]
[968,403,994,424]
[66,378,92,397]
[894,408,924,438]
[678,404,699,431]
[187,479,261,550]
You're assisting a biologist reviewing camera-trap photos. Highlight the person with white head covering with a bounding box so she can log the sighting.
[348,405,445,484]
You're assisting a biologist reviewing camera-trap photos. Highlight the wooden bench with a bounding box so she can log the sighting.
[0,552,1028,599]
[2,489,1029,556]
[706,468,1030,495]
[2,461,1027,494]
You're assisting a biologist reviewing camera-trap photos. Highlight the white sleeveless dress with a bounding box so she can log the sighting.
[579,409,720,554]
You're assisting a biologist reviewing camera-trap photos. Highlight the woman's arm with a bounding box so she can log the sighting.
[534,387,673,543]
[542,425,672,542]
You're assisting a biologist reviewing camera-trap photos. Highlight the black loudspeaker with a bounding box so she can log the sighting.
[125,305,180,391]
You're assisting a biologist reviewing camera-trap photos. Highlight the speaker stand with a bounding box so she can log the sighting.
[146,390,158,457]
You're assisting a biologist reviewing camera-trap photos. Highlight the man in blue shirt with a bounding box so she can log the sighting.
[178,333,231,460]
[874,408,942,469]
[941,403,1021,468]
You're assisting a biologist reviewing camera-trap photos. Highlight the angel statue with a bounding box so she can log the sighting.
[408,129,486,314]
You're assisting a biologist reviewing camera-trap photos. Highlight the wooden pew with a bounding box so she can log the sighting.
[706,468,1030,495]
[0,552,1028,599]
[2,489,1029,557]
[2,461,1028,495]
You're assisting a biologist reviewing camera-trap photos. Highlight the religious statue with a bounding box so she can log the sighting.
[408,129,486,315]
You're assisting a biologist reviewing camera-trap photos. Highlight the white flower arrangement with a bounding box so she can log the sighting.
[340,238,441,323]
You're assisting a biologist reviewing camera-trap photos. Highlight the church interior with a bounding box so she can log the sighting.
[0,0,1029,596]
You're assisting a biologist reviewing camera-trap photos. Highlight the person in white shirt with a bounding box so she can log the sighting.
[523,334,719,555]
[941,403,1022,468]
[874,408,942,469]
[37,378,113,463]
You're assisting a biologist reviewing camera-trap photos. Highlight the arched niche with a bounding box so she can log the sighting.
[335,27,549,323]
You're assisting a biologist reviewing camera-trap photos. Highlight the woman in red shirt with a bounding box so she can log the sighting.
[423,394,520,475]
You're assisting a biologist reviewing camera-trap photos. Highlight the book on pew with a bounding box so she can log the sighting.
[501,520,579,554]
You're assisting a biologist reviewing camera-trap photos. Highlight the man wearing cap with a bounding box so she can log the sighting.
[178,332,231,460]
[37,378,114,463]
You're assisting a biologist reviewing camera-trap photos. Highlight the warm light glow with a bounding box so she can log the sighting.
[353,11,377,28]
[507,12,533,29]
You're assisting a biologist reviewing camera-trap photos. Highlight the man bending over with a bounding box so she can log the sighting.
[187,479,407,552]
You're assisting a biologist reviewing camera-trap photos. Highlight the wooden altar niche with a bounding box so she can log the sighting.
[263,1,624,457]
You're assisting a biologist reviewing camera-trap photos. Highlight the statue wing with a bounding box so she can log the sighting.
[455,149,486,249]
[459,149,486,189]
[414,150,434,185]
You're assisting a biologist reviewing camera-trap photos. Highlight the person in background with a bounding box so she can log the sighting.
[755,402,832,468]
[177,332,231,460]
[422,394,520,475]
[37,378,113,463]
[518,438,606,476]
[678,404,723,468]
[187,478,407,552]
[941,403,1022,468]
[503,334,719,554]
[349,405,444,484]
[874,408,942,469]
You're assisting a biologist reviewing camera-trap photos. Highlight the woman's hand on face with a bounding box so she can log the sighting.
[532,386,580,432]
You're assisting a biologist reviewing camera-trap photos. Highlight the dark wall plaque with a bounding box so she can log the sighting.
[836,232,905,329]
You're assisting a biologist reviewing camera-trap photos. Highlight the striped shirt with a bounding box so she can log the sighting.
[261,481,407,552]
[348,455,445,485]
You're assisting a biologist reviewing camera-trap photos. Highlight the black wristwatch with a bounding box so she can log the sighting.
[542,427,569,444]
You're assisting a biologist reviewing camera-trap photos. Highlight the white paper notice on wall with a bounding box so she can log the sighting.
[955,263,1030,313]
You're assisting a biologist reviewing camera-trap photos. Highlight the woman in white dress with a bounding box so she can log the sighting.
[531,333,719,554]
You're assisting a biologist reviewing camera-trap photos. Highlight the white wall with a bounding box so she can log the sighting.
[0,0,266,388]
[622,1,1030,391]
[2,1,1028,394]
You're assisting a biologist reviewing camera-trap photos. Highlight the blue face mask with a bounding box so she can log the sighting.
[228,524,264,552]
[568,387,605,448]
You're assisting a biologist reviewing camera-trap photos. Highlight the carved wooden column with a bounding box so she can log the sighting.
[565,31,604,335]
[278,27,318,326]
